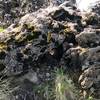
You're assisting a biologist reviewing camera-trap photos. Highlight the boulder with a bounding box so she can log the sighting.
[76,28,100,47]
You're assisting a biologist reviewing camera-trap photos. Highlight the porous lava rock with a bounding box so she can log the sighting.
[0,1,100,100]
[0,0,74,27]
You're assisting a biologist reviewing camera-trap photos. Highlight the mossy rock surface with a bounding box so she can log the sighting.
[0,1,100,100]
[0,27,5,32]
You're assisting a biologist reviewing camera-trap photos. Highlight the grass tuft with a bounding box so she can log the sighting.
[54,68,79,100]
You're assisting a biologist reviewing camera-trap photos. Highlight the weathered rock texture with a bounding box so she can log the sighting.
[0,0,47,27]
[0,1,100,100]
[0,0,74,27]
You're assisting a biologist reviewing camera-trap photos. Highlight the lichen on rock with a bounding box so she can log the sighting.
[0,1,100,100]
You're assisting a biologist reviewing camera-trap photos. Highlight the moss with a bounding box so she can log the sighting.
[0,43,7,51]
[0,27,5,32]
[15,33,22,41]
[27,24,35,32]
[47,32,52,43]
[15,34,27,44]
[64,27,72,34]
[12,26,22,33]
[14,23,40,43]
[15,31,40,44]
[87,96,94,100]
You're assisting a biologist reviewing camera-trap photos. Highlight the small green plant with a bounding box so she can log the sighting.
[54,68,79,100]
[87,96,94,100]
[31,68,79,100]
[32,81,55,100]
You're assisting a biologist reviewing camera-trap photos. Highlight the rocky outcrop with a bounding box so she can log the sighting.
[0,1,100,100]
[0,0,48,27]
[0,2,79,75]
[76,28,100,47]
[0,2,79,100]
[0,0,74,27]
[78,46,100,98]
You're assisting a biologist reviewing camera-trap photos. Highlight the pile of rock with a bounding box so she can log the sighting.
[0,1,100,100]
[0,0,71,27]
[0,0,50,27]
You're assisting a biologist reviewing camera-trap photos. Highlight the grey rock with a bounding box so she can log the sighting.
[76,28,100,47]
[0,1,100,99]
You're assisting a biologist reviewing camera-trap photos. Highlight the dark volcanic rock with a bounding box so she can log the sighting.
[0,1,100,100]
[78,46,100,98]
[76,28,100,47]
[0,2,80,99]
[0,0,76,27]
[0,0,48,27]
[79,64,100,98]
[0,2,79,69]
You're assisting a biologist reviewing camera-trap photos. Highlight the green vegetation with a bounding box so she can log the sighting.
[54,68,79,100]
[87,96,94,100]
[0,27,5,32]
[0,67,94,100]
[32,68,79,100]
[47,32,52,43]
[0,43,7,51]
